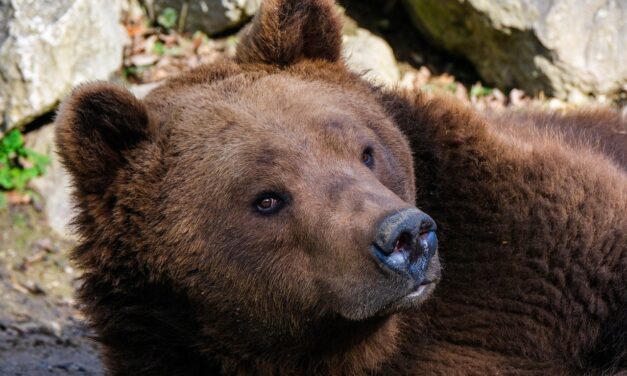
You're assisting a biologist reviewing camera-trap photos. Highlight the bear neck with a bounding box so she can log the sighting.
[83,272,408,375]
[211,312,406,375]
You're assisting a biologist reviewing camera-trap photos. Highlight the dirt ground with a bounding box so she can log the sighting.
[0,205,102,375]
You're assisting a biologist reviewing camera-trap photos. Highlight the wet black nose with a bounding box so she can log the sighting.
[372,208,437,277]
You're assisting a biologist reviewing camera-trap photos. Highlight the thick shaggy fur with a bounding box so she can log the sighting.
[484,109,627,169]
[380,93,626,374]
[56,0,626,374]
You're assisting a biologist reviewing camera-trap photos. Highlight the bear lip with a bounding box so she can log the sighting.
[376,280,439,316]
[406,281,436,299]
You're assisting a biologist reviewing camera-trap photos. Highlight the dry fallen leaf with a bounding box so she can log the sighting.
[6,191,31,205]
[130,53,158,67]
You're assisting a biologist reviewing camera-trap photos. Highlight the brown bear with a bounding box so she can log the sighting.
[55,0,626,374]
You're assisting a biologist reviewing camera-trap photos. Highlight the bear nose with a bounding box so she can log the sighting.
[372,208,437,277]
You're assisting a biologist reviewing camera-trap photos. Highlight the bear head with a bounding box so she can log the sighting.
[56,0,441,372]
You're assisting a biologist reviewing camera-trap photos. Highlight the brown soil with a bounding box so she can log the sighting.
[0,205,102,375]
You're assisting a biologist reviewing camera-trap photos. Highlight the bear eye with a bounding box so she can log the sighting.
[362,147,374,168]
[253,193,285,215]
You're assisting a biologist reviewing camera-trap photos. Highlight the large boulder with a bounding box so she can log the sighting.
[142,0,261,35]
[343,28,400,87]
[25,124,74,239]
[402,0,627,100]
[0,0,126,132]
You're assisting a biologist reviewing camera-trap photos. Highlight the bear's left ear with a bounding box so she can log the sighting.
[55,82,155,196]
[236,0,343,66]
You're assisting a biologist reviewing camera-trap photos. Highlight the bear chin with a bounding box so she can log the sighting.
[376,281,438,317]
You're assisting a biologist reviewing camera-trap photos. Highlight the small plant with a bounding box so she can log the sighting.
[0,129,49,208]
[122,65,139,80]
[470,83,494,98]
[445,82,458,93]
[152,40,166,55]
[152,41,183,57]
[157,7,178,30]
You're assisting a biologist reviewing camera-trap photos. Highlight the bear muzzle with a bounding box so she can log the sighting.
[371,208,439,298]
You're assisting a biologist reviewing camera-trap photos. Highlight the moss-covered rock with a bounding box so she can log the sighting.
[402,0,627,100]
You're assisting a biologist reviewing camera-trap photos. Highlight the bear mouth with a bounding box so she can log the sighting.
[406,280,436,299]
[369,239,441,315]
[402,280,438,305]
[374,279,439,317]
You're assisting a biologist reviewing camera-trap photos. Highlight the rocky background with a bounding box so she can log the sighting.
[0,0,625,374]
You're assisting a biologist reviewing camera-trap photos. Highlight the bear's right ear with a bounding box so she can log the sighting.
[236,0,343,66]
[55,83,154,195]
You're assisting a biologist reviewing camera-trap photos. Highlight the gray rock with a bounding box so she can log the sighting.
[343,28,401,87]
[25,124,74,240]
[129,81,163,99]
[403,0,627,99]
[143,0,261,35]
[0,0,126,132]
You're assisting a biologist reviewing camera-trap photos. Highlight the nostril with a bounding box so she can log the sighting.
[418,218,436,237]
[372,208,438,276]
[374,208,437,259]
[393,231,412,253]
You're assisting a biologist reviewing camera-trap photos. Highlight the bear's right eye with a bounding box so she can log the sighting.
[253,193,285,215]
[362,147,374,168]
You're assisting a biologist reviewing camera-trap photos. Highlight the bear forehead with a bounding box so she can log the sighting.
[158,73,388,163]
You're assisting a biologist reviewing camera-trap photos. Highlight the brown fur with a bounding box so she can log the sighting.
[379,92,626,375]
[55,0,626,374]
[484,109,627,169]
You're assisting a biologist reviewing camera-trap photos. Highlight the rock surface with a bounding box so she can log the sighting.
[25,124,74,240]
[143,0,261,35]
[0,0,126,132]
[403,0,627,99]
[343,28,401,87]
[128,81,164,99]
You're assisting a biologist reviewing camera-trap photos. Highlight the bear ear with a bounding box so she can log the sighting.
[236,0,343,66]
[55,82,153,195]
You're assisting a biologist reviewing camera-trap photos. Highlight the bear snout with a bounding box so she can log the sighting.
[371,208,439,284]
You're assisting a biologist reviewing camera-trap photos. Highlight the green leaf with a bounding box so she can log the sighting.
[0,167,14,189]
[23,149,49,173]
[470,84,493,98]
[153,41,166,55]
[0,129,49,193]
[157,7,178,30]
[2,129,24,152]
[123,65,139,80]
[22,167,39,179]
[11,167,31,191]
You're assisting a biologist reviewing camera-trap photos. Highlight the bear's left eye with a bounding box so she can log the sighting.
[253,193,285,215]
[362,147,374,168]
